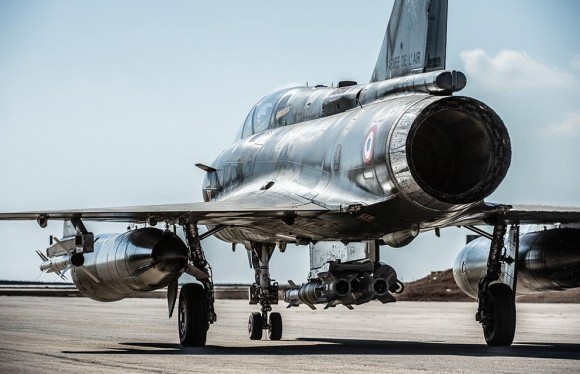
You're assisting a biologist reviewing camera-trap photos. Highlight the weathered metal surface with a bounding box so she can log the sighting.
[72,228,188,302]
[453,228,580,298]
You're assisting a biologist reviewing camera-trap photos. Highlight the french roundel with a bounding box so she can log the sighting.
[363,126,377,165]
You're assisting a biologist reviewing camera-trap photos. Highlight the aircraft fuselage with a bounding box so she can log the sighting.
[204,89,511,244]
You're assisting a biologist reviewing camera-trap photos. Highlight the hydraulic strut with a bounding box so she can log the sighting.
[183,222,217,324]
[476,222,506,324]
[249,243,278,328]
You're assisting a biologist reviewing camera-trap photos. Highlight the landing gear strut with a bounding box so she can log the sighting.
[476,223,518,346]
[178,222,217,347]
[248,243,282,340]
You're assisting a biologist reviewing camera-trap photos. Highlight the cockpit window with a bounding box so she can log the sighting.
[253,90,287,134]
[239,89,295,139]
[253,103,272,133]
[273,93,292,128]
[241,106,255,139]
[252,97,272,132]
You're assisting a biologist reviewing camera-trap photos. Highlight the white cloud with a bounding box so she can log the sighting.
[460,49,575,90]
[546,111,580,136]
[571,54,580,70]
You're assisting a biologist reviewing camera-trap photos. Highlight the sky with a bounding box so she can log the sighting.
[0,0,579,284]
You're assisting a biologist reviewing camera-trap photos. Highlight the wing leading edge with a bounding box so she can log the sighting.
[0,191,328,226]
[3,198,579,229]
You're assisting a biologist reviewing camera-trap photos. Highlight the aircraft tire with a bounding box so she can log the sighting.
[249,312,263,340]
[178,283,208,347]
[483,283,516,346]
[268,312,283,340]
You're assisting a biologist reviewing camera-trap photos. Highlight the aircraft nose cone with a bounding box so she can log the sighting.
[152,234,189,274]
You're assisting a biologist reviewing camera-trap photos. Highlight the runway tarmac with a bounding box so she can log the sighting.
[0,297,578,373]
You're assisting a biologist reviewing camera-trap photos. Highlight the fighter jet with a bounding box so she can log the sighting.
[1,0,579,348]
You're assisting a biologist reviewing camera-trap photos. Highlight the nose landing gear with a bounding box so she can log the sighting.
[247,243,283,341]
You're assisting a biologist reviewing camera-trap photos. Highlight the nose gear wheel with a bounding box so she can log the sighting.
[247,243,283,341]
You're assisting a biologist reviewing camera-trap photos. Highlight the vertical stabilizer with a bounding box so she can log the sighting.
[371,0,448,82]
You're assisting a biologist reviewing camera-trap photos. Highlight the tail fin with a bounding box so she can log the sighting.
[370,0,448,82]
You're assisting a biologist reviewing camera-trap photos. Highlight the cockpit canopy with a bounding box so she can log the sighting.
[240,88,300,139]
[240,89,287,138]
[238,83,363,140]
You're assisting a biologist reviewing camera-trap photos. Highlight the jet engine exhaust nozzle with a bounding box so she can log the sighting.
[387,96,511,209]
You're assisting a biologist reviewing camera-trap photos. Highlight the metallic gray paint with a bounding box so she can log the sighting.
[453,228,580,299]
[72,228,187,302]
[210,93,510,243]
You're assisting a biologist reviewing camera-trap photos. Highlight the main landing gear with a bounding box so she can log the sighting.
[172,222,282,346]
[248,243,283,341]
[178,283,208,346]
[475,223,518,346]
[177,222,217,347]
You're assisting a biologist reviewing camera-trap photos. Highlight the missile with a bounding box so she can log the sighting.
[37,237,100,283]
[283,278,351,309]
[39,252,84,273]
[284,263,400,308]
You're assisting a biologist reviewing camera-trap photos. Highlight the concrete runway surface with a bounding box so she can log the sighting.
[0,297,578,373]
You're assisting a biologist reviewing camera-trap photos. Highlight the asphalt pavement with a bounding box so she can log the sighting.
[0,297,578,373]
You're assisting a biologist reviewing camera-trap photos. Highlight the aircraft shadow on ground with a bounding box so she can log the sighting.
[61,339,580,360]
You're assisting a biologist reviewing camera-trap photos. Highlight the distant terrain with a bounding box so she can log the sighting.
[1,270,578,302]
[396,269,580,303]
